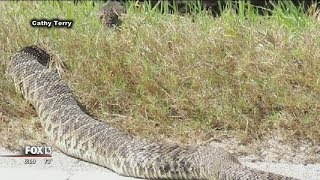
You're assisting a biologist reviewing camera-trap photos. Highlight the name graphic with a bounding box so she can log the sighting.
[31,19,73,28]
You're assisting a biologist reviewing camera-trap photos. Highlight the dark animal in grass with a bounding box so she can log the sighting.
[97,1,126,28]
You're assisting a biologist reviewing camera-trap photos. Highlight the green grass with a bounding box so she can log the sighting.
[0,1,319,148]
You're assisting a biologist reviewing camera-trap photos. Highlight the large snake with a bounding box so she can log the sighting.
[7,45,298,179]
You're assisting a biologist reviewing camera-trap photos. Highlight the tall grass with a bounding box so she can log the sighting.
[0,1,319,148]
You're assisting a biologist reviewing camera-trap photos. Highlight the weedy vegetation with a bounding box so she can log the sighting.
[0,1,319,149]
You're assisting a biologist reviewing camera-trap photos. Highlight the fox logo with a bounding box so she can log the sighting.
[24,146,52,155]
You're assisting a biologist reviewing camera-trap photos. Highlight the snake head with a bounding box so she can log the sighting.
[19,45,51,67]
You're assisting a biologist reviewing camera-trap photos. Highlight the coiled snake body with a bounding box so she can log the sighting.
[7,46,297,180]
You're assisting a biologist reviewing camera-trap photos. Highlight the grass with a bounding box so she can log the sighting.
[0,1,319,149]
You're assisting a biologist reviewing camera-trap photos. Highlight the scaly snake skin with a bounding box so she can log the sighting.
[7,46,298,180]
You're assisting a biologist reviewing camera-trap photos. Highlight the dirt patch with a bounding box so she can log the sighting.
[209,133,320,164]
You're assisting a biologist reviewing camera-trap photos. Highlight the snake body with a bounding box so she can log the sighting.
[7,46,298,179]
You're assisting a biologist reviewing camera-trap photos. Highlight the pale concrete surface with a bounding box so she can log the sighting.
[240,159,320,180]
[0,147,319,180]
[0,147,136,180]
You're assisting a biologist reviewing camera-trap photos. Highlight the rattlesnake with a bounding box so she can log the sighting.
[7,46,298,179]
